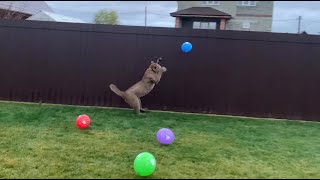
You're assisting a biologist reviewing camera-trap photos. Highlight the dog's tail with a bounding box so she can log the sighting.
[109,84,124,97]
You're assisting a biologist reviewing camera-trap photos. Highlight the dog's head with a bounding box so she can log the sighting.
[149,57,166,73]
[149,62,162,73]
[150,63,167,74]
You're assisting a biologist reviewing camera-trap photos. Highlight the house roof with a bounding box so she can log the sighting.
[170,7,231,19]
[26,11,85,23]
[0,1,53,15]
[301,31,308,35]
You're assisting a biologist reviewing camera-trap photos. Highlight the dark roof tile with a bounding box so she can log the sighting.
[170,7,231,18]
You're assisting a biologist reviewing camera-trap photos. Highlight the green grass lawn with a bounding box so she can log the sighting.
[0,101,319,179]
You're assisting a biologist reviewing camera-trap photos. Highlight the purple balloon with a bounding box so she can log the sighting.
[156,128,175,145]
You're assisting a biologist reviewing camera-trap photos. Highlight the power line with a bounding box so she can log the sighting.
[148,12,170,17]
[302,19,320,23]
[272,19,297,21]
[117,12,143,15]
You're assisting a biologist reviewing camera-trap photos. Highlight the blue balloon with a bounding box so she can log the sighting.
[181,42,192,53]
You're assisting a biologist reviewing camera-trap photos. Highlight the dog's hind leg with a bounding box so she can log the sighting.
[138,98,148,113]
[132,98,142,114]
[123,93,142,114]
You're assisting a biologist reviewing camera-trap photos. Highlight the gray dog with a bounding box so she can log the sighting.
[109,58,167,114]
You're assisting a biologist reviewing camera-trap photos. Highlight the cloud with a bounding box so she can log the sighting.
[46,1,320,34]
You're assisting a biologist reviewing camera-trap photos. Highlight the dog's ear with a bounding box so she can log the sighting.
[156,57,162,64]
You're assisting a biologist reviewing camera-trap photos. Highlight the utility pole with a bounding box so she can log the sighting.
[144,6,147,27]
[298,16,301,34]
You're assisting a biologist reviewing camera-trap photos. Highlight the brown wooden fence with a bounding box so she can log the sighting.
[1,19,320,121]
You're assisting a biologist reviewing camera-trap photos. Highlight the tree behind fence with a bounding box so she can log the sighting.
[0,20,320,121]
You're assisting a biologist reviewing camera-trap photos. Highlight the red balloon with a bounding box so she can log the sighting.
[76,114,91,129]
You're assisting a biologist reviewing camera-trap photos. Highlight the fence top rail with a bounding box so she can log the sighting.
[1,19,320,44]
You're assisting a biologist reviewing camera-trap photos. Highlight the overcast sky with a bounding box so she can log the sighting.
[46,1,320,35]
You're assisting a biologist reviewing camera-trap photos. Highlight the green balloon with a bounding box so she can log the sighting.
[133,152,156,177]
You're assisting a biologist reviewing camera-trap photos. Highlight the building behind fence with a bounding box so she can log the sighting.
[0,20,320,121]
